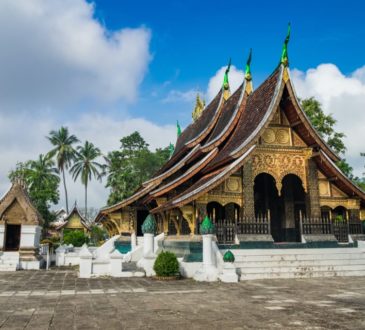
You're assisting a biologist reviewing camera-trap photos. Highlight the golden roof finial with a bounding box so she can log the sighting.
[192,93,205,122]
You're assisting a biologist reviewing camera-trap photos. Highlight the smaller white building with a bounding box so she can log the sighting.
[0,180,43,270]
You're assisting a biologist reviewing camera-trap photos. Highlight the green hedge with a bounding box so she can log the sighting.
[63,230,89,247]
[153,251,179,277]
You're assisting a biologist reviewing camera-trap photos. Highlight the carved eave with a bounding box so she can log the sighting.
[282,68,340,163]
[149,148,218,198]
[202,65,284,174]
[314,150,365,202]
[151,145,256,213]
[0,182,43,226]
[152,89,224,177]
[201,80,249,153]
[142,144,200,187]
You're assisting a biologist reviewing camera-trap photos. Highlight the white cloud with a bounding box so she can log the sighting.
[291,64,365,176]
[0,112,176,210]
[0,0,151,109]
[207,65,244,101]
[162,89,199,103]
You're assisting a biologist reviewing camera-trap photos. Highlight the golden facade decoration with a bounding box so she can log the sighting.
[319,198,360,210]
[251,147,312,194]
[261,127,291,146]
[319,180,331,197]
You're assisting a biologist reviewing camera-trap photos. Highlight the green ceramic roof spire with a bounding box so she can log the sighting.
[223,58,231,90]
[280,23,291,66]
[245,48,252,81]
[176,120,182,137]
[168,142,174,158]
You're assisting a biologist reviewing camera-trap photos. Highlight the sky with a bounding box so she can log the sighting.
[0,0,365,210]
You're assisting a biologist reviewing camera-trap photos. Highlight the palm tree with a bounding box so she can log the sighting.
[70,141,103,219]
[47,127,79,213]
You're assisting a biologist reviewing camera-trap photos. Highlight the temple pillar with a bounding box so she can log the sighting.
[195,202,207,234]
[242,161,255,217]
[306,159,321,218]
[283,182,295,241]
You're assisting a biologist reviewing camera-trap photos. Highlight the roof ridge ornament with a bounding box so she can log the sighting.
[244,49,253,94]
[245,49,252,81]
[176,120,182,137]
[222,58,231,101]
[280,23,291,67]
[192,93,205,122]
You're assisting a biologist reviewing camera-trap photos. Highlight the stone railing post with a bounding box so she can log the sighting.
[137,214,157,276]
[131,231,137,251]
[79,244,92,278]
[193,216,219,282]
[55,245,66,266]
[110,249,123,276]
[219,250,239,283]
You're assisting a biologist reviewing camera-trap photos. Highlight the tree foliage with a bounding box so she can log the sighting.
[105,131,170,205]
[9,154,60,227]
[47,127,79,213]
[70,141,103,219]
[301,97,355,178]
[63,230,88,247]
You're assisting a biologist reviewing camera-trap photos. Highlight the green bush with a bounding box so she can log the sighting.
[63,230,89,247]
[153,251,179,277]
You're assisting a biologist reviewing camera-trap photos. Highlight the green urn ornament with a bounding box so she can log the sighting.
[141,214,157,234]
[200,216,215,235]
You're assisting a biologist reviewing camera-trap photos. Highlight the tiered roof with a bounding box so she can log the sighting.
[97,28,365,220]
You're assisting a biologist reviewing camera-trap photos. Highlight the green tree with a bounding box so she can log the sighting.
[70,141,103,219]
[301,97,354,177]
[9,154,60,227]
[105,131,170,205]
[47,127,79,213]
[63,230,88,247]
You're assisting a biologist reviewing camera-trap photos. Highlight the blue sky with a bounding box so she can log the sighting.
[0,0,364,208]
[90,0,365,125]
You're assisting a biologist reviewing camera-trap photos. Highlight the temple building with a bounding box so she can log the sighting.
[0,180,43,269]
[56,204,90,234]
[96,27,365,245]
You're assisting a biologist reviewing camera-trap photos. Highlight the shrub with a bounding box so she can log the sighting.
[63,230,89,247]
[153,251,179,277]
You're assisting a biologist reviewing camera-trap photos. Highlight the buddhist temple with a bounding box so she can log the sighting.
[0,180,43,269]
[96,26,365,245]
[57,204,90,234]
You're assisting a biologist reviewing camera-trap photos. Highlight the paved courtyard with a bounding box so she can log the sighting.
[0,269,364,329]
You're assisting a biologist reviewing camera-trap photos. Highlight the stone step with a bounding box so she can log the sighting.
[240,269,365,280]
[234,258,365,268]
[230,248,365,256]
[238,264,365,274]
[234,253,365,262]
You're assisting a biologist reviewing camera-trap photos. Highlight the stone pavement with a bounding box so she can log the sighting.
[0,269,364,329]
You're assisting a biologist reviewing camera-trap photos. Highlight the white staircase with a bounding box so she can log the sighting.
[0,252,19,271]
[231,247,365,280]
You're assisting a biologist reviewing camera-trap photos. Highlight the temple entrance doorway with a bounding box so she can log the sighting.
[281,174,306,242]
[207,202,225,222]
[5,224,21,251]
[254,173,283,242]
[136,209,149,236]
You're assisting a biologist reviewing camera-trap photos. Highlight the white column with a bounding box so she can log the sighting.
[79,244,92,278]
[131,231,137,251]
[110,249,123,276]
[202,234,213,266]
[20,225,41,249]
[143,233,154,258]
[0,224,5,249]
[55,245,66,266]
